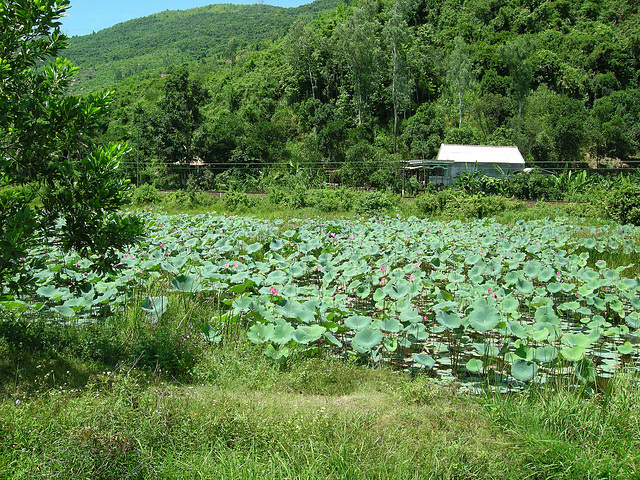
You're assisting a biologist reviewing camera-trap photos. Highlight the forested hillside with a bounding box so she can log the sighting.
[65,0,340,92]
[93,0,640,190]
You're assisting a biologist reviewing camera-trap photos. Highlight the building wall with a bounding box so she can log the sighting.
[432,162,524,186]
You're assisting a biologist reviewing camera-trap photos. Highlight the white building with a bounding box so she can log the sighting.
[405,144,526,187]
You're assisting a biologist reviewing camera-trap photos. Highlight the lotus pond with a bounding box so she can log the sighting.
[6,212,640,388]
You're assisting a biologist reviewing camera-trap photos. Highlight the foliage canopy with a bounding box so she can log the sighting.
[0,0,142,294]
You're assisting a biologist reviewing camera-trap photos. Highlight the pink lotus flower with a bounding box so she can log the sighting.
[270,286,279,296]
[409,275,415,281]
[380,266,386,272]
[380,278,388,285]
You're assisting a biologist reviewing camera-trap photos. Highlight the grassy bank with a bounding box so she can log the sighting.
[2,335,639,479]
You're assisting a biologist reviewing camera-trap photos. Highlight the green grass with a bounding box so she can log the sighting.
[143,188,614,225]
[2,340,639,479]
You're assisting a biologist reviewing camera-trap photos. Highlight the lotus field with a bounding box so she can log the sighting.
[7,211,640,387]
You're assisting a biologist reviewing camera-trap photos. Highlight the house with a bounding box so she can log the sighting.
[405,144,526,187]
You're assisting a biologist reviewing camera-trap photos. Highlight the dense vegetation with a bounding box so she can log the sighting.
[64,0,340,92]
[82,0,640,192]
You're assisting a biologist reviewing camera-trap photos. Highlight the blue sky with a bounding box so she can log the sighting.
[60,0,309,36]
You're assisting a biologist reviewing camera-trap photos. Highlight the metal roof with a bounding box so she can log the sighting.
[436,144,525,165]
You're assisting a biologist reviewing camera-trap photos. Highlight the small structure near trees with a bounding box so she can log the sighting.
[404,144,526,188]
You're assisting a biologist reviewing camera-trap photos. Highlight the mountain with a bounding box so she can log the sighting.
[64,0,341,92]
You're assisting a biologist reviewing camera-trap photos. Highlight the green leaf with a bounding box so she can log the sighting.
[272,323,295,344]
[37,285,65,301]
[561,345,586,362]
[54,305,75,318]
[247,242,262,253]
[399,308,422,324]
[413,353,436,369]
[388,282,410,300]
[575,358,596,383]
[534,346,558,363]
[292,325,326,345]
[141,296,168,321]
[515,278,534,295]
[323,331,342,348]
[436,310,462,330]
[247,323,275,344]
[171,274,202,293]
[383,337,398,352]
[511,359,537,382]
[345,315,372,331]
[466,358,483,373]
[618,341,634,355]
[468,299,500,333]
[201,323,222,343]
[264,344,290,361]
[378,317,401,333]
[561,332,591,348]
[352,327,383,353]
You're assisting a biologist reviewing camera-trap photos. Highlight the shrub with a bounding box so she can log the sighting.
[132,184,160,205]
[354,191,395,216]
[267,183,308,209]
[502,171,562,200]
[308,188,357,213]
[222,191,257,212]
[413,192,440,215]
[163,188,215,210]
[414,191,522,219]
[606,184,640,225]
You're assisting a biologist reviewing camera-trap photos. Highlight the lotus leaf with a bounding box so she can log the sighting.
[469,299,500,333]
[562,332,592,348]
[141,296,169,321]
[352,327,383,353]
[575,358,596,383]
[405,323,428,340]
[437,310,463,330]
[323,331,343,347]
[378,317,401,333]
[345,315,372,331]
[618,341,634,355]
[171,274,202,293]
[292,325,326,344]
[511,359,537,382]
[399,308,422,324]
[561,345,586,361]
[534,345,558,363]
[413,353,436,369]
[265,344,290,361]
[466,358,484,373]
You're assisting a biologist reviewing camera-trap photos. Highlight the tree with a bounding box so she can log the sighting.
[147,68,210,186]
[384,0,411,153]
[447,37,473,129]
[498,38,533,119]
[335,0,381,126]
[0,0,142,293]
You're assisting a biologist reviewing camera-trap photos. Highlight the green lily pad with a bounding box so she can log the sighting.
[247,323,275,344]
[413,353,436,369]
[511,359,537,382]
[469,299,500,333]
[352,327,383,353]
